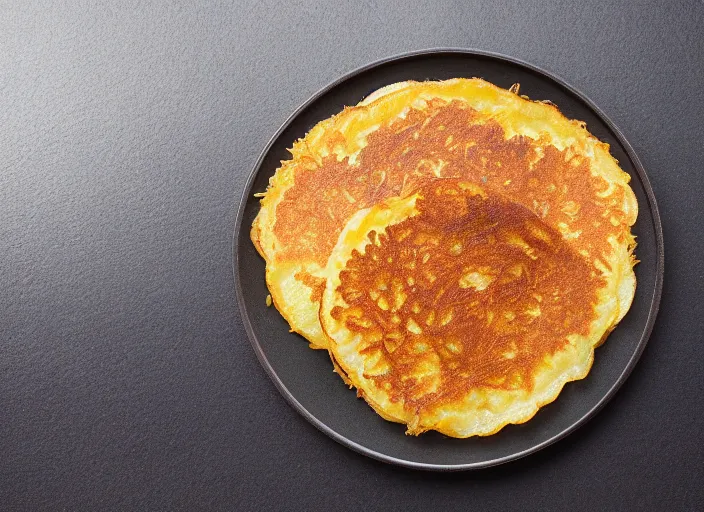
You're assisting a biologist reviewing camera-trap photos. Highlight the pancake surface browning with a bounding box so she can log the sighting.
[252,79,637,349]
[320,180,620,437]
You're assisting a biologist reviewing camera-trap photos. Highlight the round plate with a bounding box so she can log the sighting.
[233,49,664,470]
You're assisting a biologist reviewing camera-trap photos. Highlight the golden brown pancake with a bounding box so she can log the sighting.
[320,180,630,437]
[252,79,636,350]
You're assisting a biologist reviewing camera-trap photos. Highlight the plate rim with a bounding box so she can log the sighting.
[232,48,665,471]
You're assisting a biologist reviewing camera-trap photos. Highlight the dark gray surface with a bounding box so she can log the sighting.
[1,0,701,510]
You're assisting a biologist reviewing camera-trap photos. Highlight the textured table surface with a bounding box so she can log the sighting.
[2,1,702,510]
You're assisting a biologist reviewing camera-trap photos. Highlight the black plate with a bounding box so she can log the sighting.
[233,49,664,470]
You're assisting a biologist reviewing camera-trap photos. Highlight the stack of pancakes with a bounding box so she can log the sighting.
[251,78,637,437]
